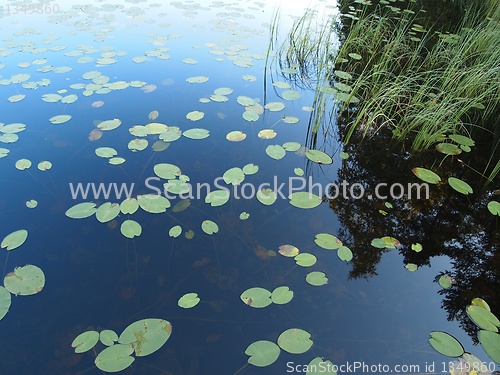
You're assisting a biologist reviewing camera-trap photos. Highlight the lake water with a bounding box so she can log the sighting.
[0,0,498,374]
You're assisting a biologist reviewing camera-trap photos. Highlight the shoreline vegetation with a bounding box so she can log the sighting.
[271,0,499,183]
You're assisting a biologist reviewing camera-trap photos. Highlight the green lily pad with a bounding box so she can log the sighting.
[154,163,181,179]
[172,199,191,213]
[467,305,500,332]
[257,188,277,206]
[245,340,280,367]
[282,142,301,152]
[449,134,475,147]
[240,287,272,308]
[314,234,342,250]
[306,150,333,164]
[49,115,72,125]
[120,220,142,238]
[0,286,11,321]
[243,110,259,122]
[334,70,352,80]
[265,102,285,112]
[185,229,195,239]
[438,275,453,289]
[279,244,299,257]
[1,229,28,250]
[169,225,182,238]
[436,143,461,155]
[183,128,210,140]
[277,328,313,354]
[128,139,148,152]
[226,131,246,142]
[0,148,10,158]
[95,147,118,158]
[186,110,204,121]
[340,152,349,159]
[448,177,473,195]
[201,220,219,235]
[186,76,209,83]
[338,246,353,261]
[478,330,500,364]
[8,94,25,103]
[306,271,328,286]
[4,265,45,295]
[294,253,317,267]
[294,168,304,176]
[271,286,294,305]
[0,134,19,143]
[242,164,258,175]
[138,194,170,213]
[205,190,230,207]
[37,161,52,171]
[240,212,250,220]
[428,331,464,357]
[72,331,100,353]
[95,344,135,372]
[65,202,97,219]
[282,90,301,101]
[178,293,200,308]
[120,198,138,214]
[26,200,38,209]
[273,81,291,89]
[266,145,286,160]
[1,123,26,134]
[405,263,418,272]
[223,167,245,185]
[100,330,119,346]
[307,357,337,374]
[119,318,172,357]
[289,192,322,209]
[411,243,423,252]
[237,96,255,106]
[487,201,500,216]
[96,203,121,223]
[412,167,441,184]
[164,180,190,195]
[97,119,122,131]
[15,159,32,170]
[109,157,126,165]
[258,129,277,139]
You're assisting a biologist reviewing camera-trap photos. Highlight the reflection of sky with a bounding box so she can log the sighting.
[0,0,495,374]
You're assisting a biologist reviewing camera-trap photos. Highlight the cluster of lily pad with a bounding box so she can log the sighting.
[429,298,500,366]
[0,229,45,321]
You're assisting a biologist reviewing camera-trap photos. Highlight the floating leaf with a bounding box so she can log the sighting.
[4,265,45,295]
[239,212,250,220]
[412,167,441,184]
[294,253,317,267]
[148,110,159,120]
[37,161,52,171]
[95,147,117,158]
[163,180,190,195]
[314,233,342,249]
[438,275,453,289]
[100,330,118,347]
[0,123,26,134]
[154,163,181,179]
[279,244,299,257]
[120,220,142,238]
[186,76,209,83]
[449,134,475,147]
[282,90,301,101]
[26,200,38,209]
[0,286,11,321]
[257,188,277,206]
[169,225,182,238]
[15,159,32,170]
[277,329,313,354]
[118,318,172,357]
[243,164,258,175]
[306,150,333,164]
[183,128,210,140]
[186,111,204,121]
[307,357,337,374]
[334,70,352,80]
[185,230,195,239]
[340,152,349,159]
[478,330,500,364]
[245,341,280,367]
[8,94,25,103]
[258,129,277,139]
[0,148,9,158]
[306,271,328,286]
[448,177,473,195]
[488,201,500,216]
[240,287,272,308]
[1,229,28,250]
[294,168,304,176]
[96,203,120,223]
[138,194,170,213]
[348,52,362,60]
[243,111,259,122]
[201,220,219,235]
[436,143,461,155]
[289,192,322,209]
[72,331,100,353]
[338,246,353,261]
[178,293,200,308]
[467,305,500,332]
[98,119,122,131]
[120,198,138,215]
[282,142,301,152]
[95,344,134,372]
[205,190,230,207]
[428,331,464,357]
[226,131,246,142]
[405,263,418,272]
[65,202,97,219]
[265,102,285,112]
[266,145,286,160]
[128,139,148,152]
[172,199,190,213]
[109,157,126,165]
[271,286,293,304]
[411,243,423,252]
[49,115,72,125]
[223,167,245,185]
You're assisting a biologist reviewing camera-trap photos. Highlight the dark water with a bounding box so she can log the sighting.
[0,1,498,375]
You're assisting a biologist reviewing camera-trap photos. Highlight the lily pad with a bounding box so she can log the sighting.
[277,328,313,354]
[186,111,204,121]
[120,198,139,215]
[96,203,121,223]
[405,263,418,272]
[226,131,246,142]
[178,293,200,308]
[436,143,461,155]
[449,134,475,147]
[205,190,230,207]
[0,287,11,321]
[72,331,100,353]
[448,177,473,195]
[223,167,245,185]
[201,220,219,235]
[239,212,250,220]
[265,102,285,112]
[271,286,294,304]
[65,202,97,219]
[95,147,118,158]
[26,200,38,209]
[412,167,441,184]
[245,340,280,367]
[98,119,122,131]
[15,159,32,170]
[278,244,299,257]
[183,128,210,140]
[119,318,172,357]
[314,233,342,249]
[4,265,45,296]
[467,305,500,332]
[243,111,259,122]
[257,188,277,206]
[282,142,301,152]
[154,163,181,179]
[49,115,72,125]
[289,192,322,209]
[306,271,328,286]
[266,145,286,160]
[1,229,28,250]
[37,161,52,171]
[138,194,170,213]
[243,164,259,175]
[240,287,272,308]
[487,201,500,216]
[428,331,464,357]
[120,220,142,238]
[95,344,135,372]
[258,129,277,139]
[338,246,353,261]
[307,357,337,374]
[169,225,182,238]
[294,253,317,267]
[100,330,119,347]
[306,150,333,164]
[478,330,500,364]
[411,243,423,252]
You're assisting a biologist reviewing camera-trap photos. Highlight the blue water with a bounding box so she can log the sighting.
[0,1,498,374]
